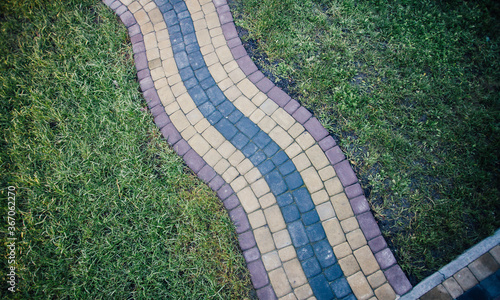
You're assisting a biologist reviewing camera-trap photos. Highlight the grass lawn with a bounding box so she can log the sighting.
[229,0,500,283]
[0,0,253,298]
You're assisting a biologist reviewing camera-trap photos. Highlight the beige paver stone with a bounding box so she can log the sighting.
[295,284,314,300]
[231,176,248,193]
[208,63,228,83]
[189,134,211,156]
[186,109,203,125]
[367,270,387,289]
[333,242,352,259]
[248,210,267,230]
[252,92,268,106]
[222,166,239,183]
[216,46,232,65]
[204,52,219,66]
[347,271,374,300]
[331,193,354,221]
[224,85,242,101]
[264,205,286,233]
[194,118,210,133]
[185,0,201,13]
[138,0,151,8]
[191,10,204,21]
[346,229,367,251]
[374,283,396,300]
[323,218,346,246]
[251,178,271,198]
[234,96,257,117]
[339,255,361,277]
[180,126,196,140]
[324,177,343,196]
[271,108,295,130]
[158,85,175,106]
[229,68,246,84]
[238,186,260,214]
[203,148,222,166]
[177,93,196,114]
[261,99,279,115]
[302,167,324,193]
[306,145,329,170]
[341,217,359,233]
[197,29,212,47]
[280,293,297,300]
[442,277,464,299]
[238,79,259,99]
[279,245,297,262]
[237,158,253,175]
[200,44,215,56]
[134,9,149,25]
[224,61,239,73]
[292,153,312,172]
[170,110,190,132]
[162,57,177,77]
[128,1,141,13]
[164,101,180,115]
[312,190,329,205]
[205,12,219,29]
[143,2,155,12]
[269,268,292,297]
[454,267,479,290]
[296,132,315,151]
[218,78,233,91]
[156,29,170,42]
[202,126,225,148]
[273,229,292,249]
[148,8,163,25]
[228,151,245,168]
[259,193,277,209]
[154,77,168,90]
[354,246,379,276]
[201,2,216,15]
[214,159,230,175]
[285,142,302,159]
[420,284,452,300]
[270,126,294,149]
[245,168,262,184]
[250,109,266,124]
[167,73,182,86]
[490,245,500,264]
[141,22,154,35]
[262,251,282,271]
[158,37,171,49]
[254,226,275,254]
[317,201,336,221]
[217,140,236,159]
[284,258,308,288]
[121,0,134,6]
[468,253,499,281]
[146,47,160,61]
[289,123,305,138]
[144,32,158,49]
[258,116,277,134]
[160,47,173,60]
[150,66,165,81]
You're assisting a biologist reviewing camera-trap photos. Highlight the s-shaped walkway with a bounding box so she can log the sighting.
[104,0,412,299]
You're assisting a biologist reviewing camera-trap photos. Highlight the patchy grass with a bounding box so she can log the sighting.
[0,0,253,298]
[230,0,500,283]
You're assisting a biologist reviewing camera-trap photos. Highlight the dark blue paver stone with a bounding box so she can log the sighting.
[163,11,178,26]
[324,263,343,281]
[285,171,304,190]
[177,10,190,20]
[282,204,300,223]
[215,119,238,139]
[237,118,260,139]
[258,159,275,175]
[302,210,320,226]
[186,43,199,54]
[170,32,183,46]
[294,187,315,213]
[206,86,226,106]
[218,101,235,116]
[173,1,187,13]
[279,160,296,176]
[188,52,205,70]
[277,192,293,207]
[188,86,208,105]
[232,133,249,150]
[228,110,243,123]
[195,67,211,81]
[254,131,272,148]
[309,274,334,300]
[263,142,280,157]
[184,77,198,89]
[265,170,287,196]
[207,111,223,124]
[184,33,197,45]
[200,77,216,89]
[242,142,258,157]
[180,18,194,34]
[481,271,500,298]
[198,102,216,117]
[302,257,322,278]
[169,24,181,34]
[306,223,327,243]
[288,220,309,247]
[297,245,314,261]
[179,67,194,79]
[272,150,288,165]
[172,43,185,53]
[330,278,352,299]
[174,51,189,69]
[250,151,266,165]
[313,239,336,268]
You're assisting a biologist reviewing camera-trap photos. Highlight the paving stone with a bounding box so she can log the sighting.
[257,285,278,300]
[272,151,289,166]
[313,239,336,268]
[254,226,276,254]
[229,206,250,234]
[420,284,452,300]
[248,210,267,229]
[264,205,286,233]
[245,167,262,184]
[259,116,278,133]
[269,268,293,297]
[375,248,397,270]
[213,157,230,174]
[309,274,334,300]
[265,170,288,196]
[454,267,479,290]
[302,257,322,278]
[274,229,292,249]
[203,148,222,166]
[250,109,266,124]
[469,253,499,281]
[347,271,373,300]
[330,277,352,299]
[301,167,324,193]
[279,245,297,262]
[350,195,370,215]
[354,246,379,276]
[346,229,367,251]
[306,223,327,243]
[271,108,295,130]
[292,153,312,172]
[305,145,329,170]
[263,251,282,271]
[374,283,396,300]
[331,193,354,221]
[481,271,500,298]
[368,236,388,254]
[197,164,216,183]
[340,217,359,233]
[269,126,294,149]
[302,210,320,226]
[279,293,297,300]
[292,107,313,124]
[284,258,308,288]
[208,175,225,191]
[244,247,261,263]
[260,192,277,209]
[334,160,358,187]
[442,277,464,299]
[324,218,346,246]
[247,259,269,289]
[231,176,248,193]
[333,242,352,260]
[384,265,412,295]
[311,190,329,206]
[289,221,309,248]
[339,255,361,277]
[237,186,260,213]
[367,270,387,289]
[357,212,382,241]
[295,284,314,300]
[490,245,500,264]
[284,99,301,115]
[223,194,240,211]
[324,177,343,197]
[318,166,336,181]
[268,86,291,107]
[293,188,315,213]
[316,202,335,221]
[251,178,271,198]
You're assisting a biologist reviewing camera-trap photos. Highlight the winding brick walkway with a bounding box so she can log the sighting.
[104,0,413,298]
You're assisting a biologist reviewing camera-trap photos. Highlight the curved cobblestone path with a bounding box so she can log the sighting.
[103,0,412,299]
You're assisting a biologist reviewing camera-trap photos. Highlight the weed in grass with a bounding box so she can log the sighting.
[0,0,253,298]
[230,0,500,283]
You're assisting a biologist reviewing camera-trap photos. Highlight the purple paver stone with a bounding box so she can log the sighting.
[229,206,251,233]
[304,117,329,141]
[197,165,216,183]
[255,77,274,93]
[334,160,358,187]
[243,247,261,263]
[128,24,141,37]
[375,248,397,270]
[256,285,278,300]
[357,211,381,241]
[368,235,388,253]
[284,99,300,115]
[222,23,238,40]
[208,175,225,191]
[268,86,291,107]
[345,183,363,199]
[238,230,256,250]
[217,183,234,200]
[247,260,270,289]
[292,106,313,125]
[237,55,258,75]
[153,113,170,129]
[213,0,227,8]
[173,140,190,156]
[384,265,412,295]
[231,45,247,60]
[160,123,182,145]
[223,194,240,210]
[325,146,346,165]
[350,195,370,214]
[120,11,136,27]
[182,149,205,173]
[248,70,265,83]
[319,136,337,151]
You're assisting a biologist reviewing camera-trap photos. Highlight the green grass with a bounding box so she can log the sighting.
[230,0,500,283]
[0,0,253,298]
